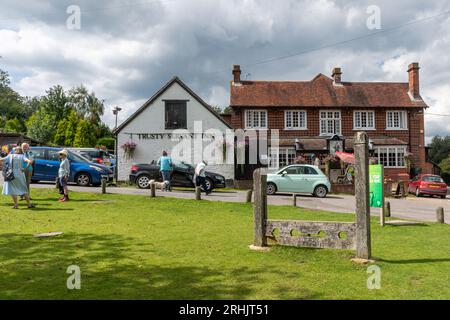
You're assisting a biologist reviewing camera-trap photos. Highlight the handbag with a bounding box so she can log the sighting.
[2,156,15,182]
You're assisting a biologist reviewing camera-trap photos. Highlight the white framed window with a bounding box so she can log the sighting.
[373,146,407,168]
[320,110,341,136]
[285,110,307,130]
[354,111,375,130]
[245,110,267,129]
[268,147,296,169]
[386,111,407,130]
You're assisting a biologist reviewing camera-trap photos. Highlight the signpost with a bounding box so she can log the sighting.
[369,164,385,226]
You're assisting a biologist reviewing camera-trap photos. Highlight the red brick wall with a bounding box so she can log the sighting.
[230,106,430,174]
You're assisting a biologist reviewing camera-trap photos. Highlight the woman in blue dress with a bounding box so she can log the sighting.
[1,146,34,209]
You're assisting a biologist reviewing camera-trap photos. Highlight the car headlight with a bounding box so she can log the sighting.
[89,165,103,172]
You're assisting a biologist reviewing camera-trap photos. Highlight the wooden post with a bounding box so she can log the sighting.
[354,132,371,260]
[385,201,391,217]
[246,190,253,203]
[101,178,107,194]
[252,168,267,248]
[293,194,298,207]
[195,187,202,200]
[437,207,445,224]
[150,182,156,198]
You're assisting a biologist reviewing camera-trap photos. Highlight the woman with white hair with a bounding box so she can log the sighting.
[20,143,34,200]
[0,146,34,209]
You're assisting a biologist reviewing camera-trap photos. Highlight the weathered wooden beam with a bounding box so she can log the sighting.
[150,182,156,198]
[246,190,253,203]
[354,132,372,259]
[252,168,267,248]
[437,207,445,224]
[195,187,202,200]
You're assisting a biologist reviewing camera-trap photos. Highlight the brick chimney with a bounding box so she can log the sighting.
[408,62,420,100]
[332,67,342,85]
[232,65,241,84]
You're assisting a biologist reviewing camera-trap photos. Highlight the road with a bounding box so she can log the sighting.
[23,180,450,224]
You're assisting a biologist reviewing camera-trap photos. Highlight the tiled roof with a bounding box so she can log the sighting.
[230,74,427,108]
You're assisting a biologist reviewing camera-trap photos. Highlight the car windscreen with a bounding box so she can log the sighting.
[69,152,91,163]
[423,176,444,183]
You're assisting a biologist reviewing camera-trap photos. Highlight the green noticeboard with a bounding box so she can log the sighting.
[369,164,384,208]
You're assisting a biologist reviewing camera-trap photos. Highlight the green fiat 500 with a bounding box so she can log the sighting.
[266,164,331,198]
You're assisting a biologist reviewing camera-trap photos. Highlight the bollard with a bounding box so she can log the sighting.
[101,178,107,194]
[293,194,298,207]
[246,190,253,203]
[437,207,445,224]
[150,182,156,198]
[195,187,202,200]
[384,201,391,217]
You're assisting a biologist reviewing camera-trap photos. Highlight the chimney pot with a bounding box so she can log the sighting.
[408,62,420,99]
[332,67,342,84]
[233,65,241,84]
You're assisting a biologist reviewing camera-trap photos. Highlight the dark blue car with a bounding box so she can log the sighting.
[30,147,114,187]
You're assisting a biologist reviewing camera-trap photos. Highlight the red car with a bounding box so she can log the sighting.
[408,174,448,199]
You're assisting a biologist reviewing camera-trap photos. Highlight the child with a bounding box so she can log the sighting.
[58,149,70,202]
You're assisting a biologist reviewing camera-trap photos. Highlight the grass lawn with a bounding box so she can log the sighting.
[1,188,449,300]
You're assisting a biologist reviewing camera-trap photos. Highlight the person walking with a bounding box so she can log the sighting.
[58,149,70,202]
[20,143,34,201]
[1,146,34,209]
[157,151,172,191]
[194,160,210,195]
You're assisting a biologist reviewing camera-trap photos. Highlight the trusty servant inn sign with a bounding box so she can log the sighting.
[124,132,220,140]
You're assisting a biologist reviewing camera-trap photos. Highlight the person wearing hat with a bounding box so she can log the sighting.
[58,149,70,202]
[0,146,34,209]
[194,159,210,195]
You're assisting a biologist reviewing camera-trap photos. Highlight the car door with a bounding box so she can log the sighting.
[302,166,321,193]
[276,166,306,193]
[409,176,419,193]
[42,149,61,181]
[171,162,194,187]
[30,148,48,180]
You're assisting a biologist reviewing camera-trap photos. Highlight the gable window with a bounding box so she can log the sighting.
[386,111,407,130]
[354,111,375,130]
[245,110,267,129]
[374,146,406,168]
[268,147,296,169]
[165,101,187,129]
[285,110,307,130]
[320,110,341,136]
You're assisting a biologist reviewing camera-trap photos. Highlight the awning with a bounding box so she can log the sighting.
[335,151,355,164]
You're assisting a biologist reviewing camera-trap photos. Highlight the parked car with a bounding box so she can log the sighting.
[408,174,447,199]
[68,148,114,167]
[129,161,226,192]
[266,164,331,198]
[30,147,114,186]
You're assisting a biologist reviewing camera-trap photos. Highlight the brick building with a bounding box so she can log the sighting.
[228,63,432,183]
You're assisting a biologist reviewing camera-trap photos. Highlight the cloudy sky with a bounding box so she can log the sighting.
[0,0,449,142]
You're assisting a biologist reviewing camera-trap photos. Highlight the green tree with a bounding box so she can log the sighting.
[97,137,115,150]
[439,157,450,184]
[0,69,26,129]
[54,118,69,146]
[26,108,57,143]
[67,85,105,123]
[73,119,96,147]
[64,109,80,146]
[4,118,25,133]
[222,106,232,114]
[428,136,450,164]
[40,85,69,121]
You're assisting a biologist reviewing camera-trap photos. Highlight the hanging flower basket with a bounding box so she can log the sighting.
[121,140,137,160]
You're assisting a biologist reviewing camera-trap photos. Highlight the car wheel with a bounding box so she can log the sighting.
[201,178,214,193]
[313,185,328,198]
[415,188,421,197]
[266,182,277,195]
[75,173,91,187]
[136,174,151,189]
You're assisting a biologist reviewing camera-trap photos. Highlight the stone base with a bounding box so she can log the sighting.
[351,257,377,265]
[249,245,271,252]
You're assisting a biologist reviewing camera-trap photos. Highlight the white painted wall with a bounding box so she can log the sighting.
[117,81,234,181]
